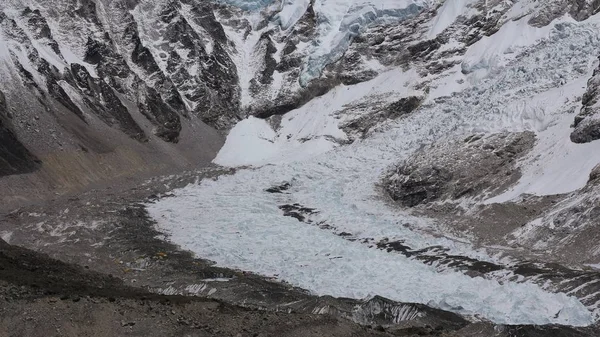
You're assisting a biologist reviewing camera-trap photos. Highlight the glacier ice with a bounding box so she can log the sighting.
[275,0,311,30]
[300,0,429,86]
[217,0,430,86]
[216,0,275,11]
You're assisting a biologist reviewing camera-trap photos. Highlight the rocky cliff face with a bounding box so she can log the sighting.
[572,57,600,143]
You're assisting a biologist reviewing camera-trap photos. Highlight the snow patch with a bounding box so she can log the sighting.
[214,117,278,166]
[0,231,13,243]
[58,46,97,77]
[427,0,476,38]
[219,12,264,107]
[487,115,600,202]
[461,16,554,75]
[276,0,311,30]
[215,68,417,167]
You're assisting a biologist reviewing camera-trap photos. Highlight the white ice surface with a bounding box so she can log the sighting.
[149,178,591,325]
[58,45,98,77]
[218,10,265,108]
[276,0,311,30]
[215,68,417,166]
[461,16,555,75]
[149,9,600,327]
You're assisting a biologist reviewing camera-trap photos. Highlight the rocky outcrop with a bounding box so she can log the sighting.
[135,83,181,143]
[83,37,131,93]
[529,0,600,27]
[384,132,536,207]
[67,63,147,141]
[572,56,600,143]
[0,1,226,202]
[571,115,600,143]
[2,0,241,147]
[341,96,423,139]
[132,0,241,130]
[21,8,62,56]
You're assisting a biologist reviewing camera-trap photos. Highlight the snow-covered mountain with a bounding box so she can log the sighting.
[0,0,436,200]
[4,0,600,332]
[2,0,599,185]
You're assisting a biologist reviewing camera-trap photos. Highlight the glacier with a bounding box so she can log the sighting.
[148,10,600,326]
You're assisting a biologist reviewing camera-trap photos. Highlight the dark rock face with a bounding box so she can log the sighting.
[136,83,181,143]
[529,0,600,27]
[386,166,453,207]
[11,0,241,148]
[408,39,441,59]
[46,80,87,122]
[385,96,423,117]
[84,37,131,91]
[122,10,187,118]
[259,32,277,85]
[341,96,423,139]
[0,0,236,184]
[265,182,291,193]
[22,8,62,56]
[253,72,343,119]
[571,118,600,143]
[0,91,41,177]
[153,0,241,129]
[74,0,102,26]
[246,0,368,119]
[68,63,147,141]
[572,56,600,143]
[384,132,536,207]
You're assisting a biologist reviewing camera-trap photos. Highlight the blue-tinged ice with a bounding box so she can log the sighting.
[216,0,275,11]
[216,0,430,85]
[299,1,429,86]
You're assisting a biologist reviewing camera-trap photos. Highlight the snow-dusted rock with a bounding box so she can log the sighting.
[384,132,536,207]
[572,56,600,143]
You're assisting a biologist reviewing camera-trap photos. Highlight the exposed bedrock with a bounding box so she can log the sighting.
[384,132,536,207]
[529,0,600,27]
[572,56,600,143]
